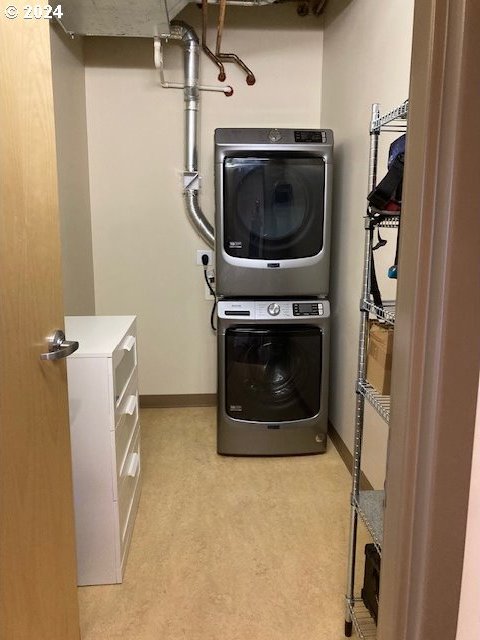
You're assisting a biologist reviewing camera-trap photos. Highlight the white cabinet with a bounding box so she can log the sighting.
[64,316,141,586]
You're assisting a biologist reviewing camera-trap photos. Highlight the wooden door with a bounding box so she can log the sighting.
[378,1,480,638]
[0,18,80,640]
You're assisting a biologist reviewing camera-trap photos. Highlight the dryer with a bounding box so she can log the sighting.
[215,128,333,298]
[217,299,329,455]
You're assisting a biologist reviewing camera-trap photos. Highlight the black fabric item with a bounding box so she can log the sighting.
[361,544,381,625]
[372,227,387,250]
[369,227,384,310]
[393,223,400,269]
[367,153,405,210]
[366,133,405,308]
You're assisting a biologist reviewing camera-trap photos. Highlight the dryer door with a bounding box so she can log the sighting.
[223,155,325,261]
[225,325,322,422]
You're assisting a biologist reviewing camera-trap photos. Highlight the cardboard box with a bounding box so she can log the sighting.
[366,321,394,395]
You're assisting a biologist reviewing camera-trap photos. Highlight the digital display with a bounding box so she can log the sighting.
[294,130,325,143]
[293,302,320,316]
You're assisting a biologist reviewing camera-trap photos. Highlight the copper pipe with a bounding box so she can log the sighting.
[215,0,227,57]
[216,53,255,85]
[201,0,226,82]
[312,0,328,16]
[215,0,256,85]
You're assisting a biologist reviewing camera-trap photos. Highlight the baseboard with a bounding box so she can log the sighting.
[139,394,217,408]
[328,421,373,491]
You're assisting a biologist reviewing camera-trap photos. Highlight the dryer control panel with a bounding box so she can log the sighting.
[218,300,330,320]
[294,130,328,143]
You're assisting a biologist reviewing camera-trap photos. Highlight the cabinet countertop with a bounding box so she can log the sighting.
[65,315,136,358]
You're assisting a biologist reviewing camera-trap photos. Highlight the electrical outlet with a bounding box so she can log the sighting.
[204,268,215,300]
[196,249,213,266]
[204,283,215,300]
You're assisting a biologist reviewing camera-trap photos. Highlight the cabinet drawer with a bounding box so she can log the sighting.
[118,425,141,543]
[115,403,138,485]
[114,364,137,426]
[113,332,137,405]
[120,468,142,573]
[114,367,138,428]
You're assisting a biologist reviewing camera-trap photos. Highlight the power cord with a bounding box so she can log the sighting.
[202,254,217,332]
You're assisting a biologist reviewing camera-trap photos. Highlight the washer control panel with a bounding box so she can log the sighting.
[267,303,281,316]
[218,300,329,320]
[293,302,323,316]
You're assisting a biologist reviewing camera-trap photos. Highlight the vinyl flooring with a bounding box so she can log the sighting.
[78,407,354,640]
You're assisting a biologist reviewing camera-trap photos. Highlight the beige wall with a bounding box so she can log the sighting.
[84,4,323,395]
[321,0,414,487]
[50,25,95,316]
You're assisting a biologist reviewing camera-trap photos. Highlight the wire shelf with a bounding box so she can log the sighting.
[357,380,390,423]
[345,101,407,639]
[371,101,408,132]
[367,209,401,228]
[354,490,384,553]
[376,217,400,228]
[347,599,377,639]
[362,299,396,325]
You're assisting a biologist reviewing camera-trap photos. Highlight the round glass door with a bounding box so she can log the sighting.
[225,325,322,422]
[236,166,309,242]
[246,338,308,407]
[224,155,325,260]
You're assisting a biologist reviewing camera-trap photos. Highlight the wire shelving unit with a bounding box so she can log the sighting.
[344,101,408,638]
[347,599,378,639]
[357,380,391,424]
[354,490,384,554]
[361,300,395,326]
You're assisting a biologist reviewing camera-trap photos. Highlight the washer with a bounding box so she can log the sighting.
[217,299,330,455]
[215,128,333,298]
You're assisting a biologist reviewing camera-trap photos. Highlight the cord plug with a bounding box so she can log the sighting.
[200,260,217,332]
[206,266,215,283]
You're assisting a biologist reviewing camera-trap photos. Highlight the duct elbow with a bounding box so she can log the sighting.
[184,190,215,248]
[169,20,199,45]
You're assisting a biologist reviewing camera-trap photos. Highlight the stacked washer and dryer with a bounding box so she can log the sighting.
[214,128,333,455]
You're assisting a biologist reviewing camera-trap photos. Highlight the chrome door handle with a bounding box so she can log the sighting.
[40,330,79,361]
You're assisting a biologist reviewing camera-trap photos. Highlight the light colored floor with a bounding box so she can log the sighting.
[79,407,353,640]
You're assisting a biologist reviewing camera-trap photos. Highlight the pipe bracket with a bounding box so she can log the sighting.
[183,171,201,191]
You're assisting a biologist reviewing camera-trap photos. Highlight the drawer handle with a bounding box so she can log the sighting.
[122,335,136,352]
[126,452,140,478]
[124,395,137,416]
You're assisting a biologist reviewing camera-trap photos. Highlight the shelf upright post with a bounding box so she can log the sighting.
[344,103,380,638]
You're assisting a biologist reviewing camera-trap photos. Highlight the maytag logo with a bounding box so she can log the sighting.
[229,405,243,412]
[229,241,242,249]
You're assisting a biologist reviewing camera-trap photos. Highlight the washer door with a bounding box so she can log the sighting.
[223,155,325,260]
[225,325,322,422]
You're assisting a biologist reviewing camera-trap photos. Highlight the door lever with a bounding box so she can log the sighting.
[40,330,79,361]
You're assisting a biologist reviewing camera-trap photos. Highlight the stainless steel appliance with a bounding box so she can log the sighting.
[215,128,333,297]
[217,299,330,455]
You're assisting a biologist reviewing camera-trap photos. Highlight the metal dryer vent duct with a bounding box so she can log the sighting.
[166,21,215,248]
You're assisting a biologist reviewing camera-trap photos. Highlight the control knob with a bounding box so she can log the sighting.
[268,128,282,142]
[267,303,281,316]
